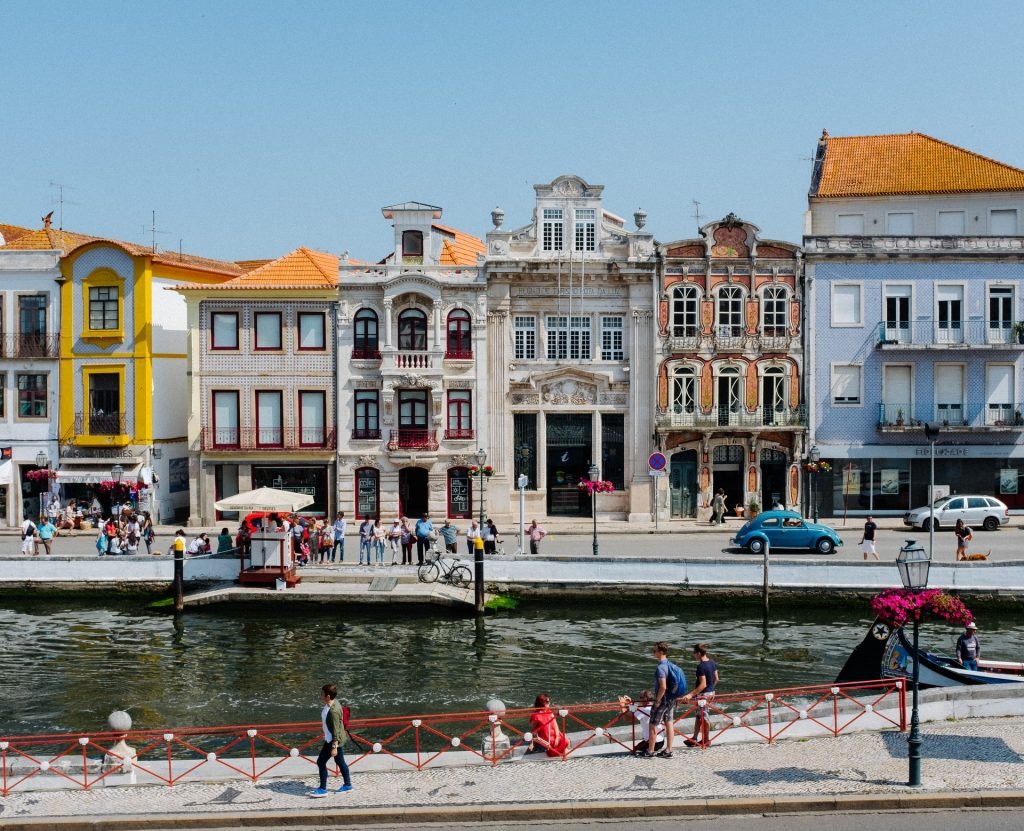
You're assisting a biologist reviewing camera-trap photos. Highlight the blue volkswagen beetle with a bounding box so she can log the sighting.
[731,510,843,555]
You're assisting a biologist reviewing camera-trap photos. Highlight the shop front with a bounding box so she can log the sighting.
[252,465,329,518]
[545,414,593,517]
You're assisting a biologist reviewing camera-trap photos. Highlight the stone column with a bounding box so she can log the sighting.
[486,310,510,517]
[433,300,442,352]
[383,298,394,348]
[629,307,656,521]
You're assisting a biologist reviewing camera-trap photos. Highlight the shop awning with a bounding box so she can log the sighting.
[57,464,143,484]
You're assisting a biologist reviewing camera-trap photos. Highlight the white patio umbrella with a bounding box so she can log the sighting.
[213,486,314,513]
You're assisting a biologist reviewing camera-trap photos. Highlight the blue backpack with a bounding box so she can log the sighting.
[667,661,688,697]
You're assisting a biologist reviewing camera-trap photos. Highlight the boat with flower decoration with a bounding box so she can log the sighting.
[836,588,1024,688]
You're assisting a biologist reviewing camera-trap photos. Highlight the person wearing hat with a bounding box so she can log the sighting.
[956,621,981,671]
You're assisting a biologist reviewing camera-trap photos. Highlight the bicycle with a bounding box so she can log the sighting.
[417,547,473,587]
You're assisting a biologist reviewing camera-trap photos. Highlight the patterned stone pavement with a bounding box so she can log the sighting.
[3,716,1024,822]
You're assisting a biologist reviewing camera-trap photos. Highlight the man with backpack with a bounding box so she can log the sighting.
[646,641,687,758]
[20,516,38,555]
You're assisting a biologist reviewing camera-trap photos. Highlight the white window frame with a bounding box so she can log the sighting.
[830,283,863,327]
[831,363,863,407]
[546,315,567,360]
[985,362,1016,424]
[835,213,865,235]
[716,286,744,335]
[671,284,700,336]
[933,362,965,424]
[989,208,1019,235]
[569,315,591,361]
[541,208,564,252]
[513,315,537,360]
[881,363,914,422]
[600,316,624,361]
[934,282,966,343]
[882,282,914,342]
[986,282,1016,344]
[761,286,788,334]
[574,208,596,252]
[936,209,966,235]
[670,366,697,414]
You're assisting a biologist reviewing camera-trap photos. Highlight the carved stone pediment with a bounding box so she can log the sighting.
[542,378,597,406]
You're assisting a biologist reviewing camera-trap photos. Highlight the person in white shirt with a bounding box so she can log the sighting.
[20,518,38,555]
[619,690,665,755]
[389,519,403,566]
[331,512,347,563]
[466,520,481,556]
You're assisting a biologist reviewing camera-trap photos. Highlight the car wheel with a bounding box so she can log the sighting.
[748,538,764,555]
[815,537,835,554]
[983,516,1000,532]
[922,518,938,532]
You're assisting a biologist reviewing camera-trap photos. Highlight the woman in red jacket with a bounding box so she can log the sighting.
[529,693,570,757]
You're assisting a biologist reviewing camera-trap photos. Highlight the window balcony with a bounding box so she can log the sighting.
[351,347,381,360]
[758,328,792,351]
[656,405,806,430]
[352,427,382,440]
[393,351,434,370]
[443,428,475,441]
[3,333,60,358]
[667,327,701,353]
[877,320,1024,349]
[387,428,439,451]
[200,427,337,451]
[877,403,1024,431]
[74,411,127,437]
[443,349,474,361]
[713,326,747,350]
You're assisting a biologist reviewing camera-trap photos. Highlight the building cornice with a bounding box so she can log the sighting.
[803,235,1024,258]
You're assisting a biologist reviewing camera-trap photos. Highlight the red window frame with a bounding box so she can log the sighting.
[446,390,472,438]
[211,390,240,448]
[446,309,472,358]
[254,312,283,351]
[255,389,283,447]
[354,467,380,520]
[397,309,427,351]
[210,312,239,351]
[353,308,380,359]
[298,389,326,447]
[296,312,327,351]
[353,390,380,439]
[447,467,473,519]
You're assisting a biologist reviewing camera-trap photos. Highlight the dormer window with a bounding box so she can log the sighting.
[402,230,424,259]
[574,209,596,252]
[542,208,563,251]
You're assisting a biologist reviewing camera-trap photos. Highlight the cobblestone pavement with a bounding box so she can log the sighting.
[3,716,1024,821]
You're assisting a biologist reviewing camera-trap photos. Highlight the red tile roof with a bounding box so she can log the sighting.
[176,247,338,291]
[432,223,485,265]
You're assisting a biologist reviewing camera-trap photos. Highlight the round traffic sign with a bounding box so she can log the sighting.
[648,452,667,472]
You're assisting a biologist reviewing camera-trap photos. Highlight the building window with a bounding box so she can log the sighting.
[355,467,379,519]
[762,287,788,336]
[446,309,472,358]
[18,295,47,336]
[990,209,1019,235]
[574,208,596,252]
[671,367,697,414]
[447,468,472,519]
[297,313,326,351]
[836,213,865,235]
[716,286,744,337]
[513,413,537,490]
[886,212,914,235]
[542,208,563,252]
[832,364,862,405]
[936,284,964,344]
[299,390,326,446]
[514,315,536,360]
[989,286,1015,343]
[353,309,379,358]
[831,284,862,326]
[546,316,567,360]
[600,316,624,360]
[254,312,282,350]
[255,390,283,446]
[601,413,625,491]
[17,373,47,418]
[547,316,591,360]
[402,230,424,258]
[87,372,121,435]
[937,210,966,235]
[399,390,429,429]
[762,367,786,425]
[353,391,380,439]
[88,286,119,331]
[446,390,473,438]
[212,390,240,447]
[210,312,239,350]
[397,309,427,351]
[986,364,1016,424]
[672,285,699,337]
[934,365,964,424]
[884,284,912,343]
[716,366,742,425]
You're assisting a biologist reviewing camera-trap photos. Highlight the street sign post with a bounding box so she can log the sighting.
[648,452,667,472]
[648,453,668,531]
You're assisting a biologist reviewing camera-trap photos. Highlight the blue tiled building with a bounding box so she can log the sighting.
[805,131,1024,517]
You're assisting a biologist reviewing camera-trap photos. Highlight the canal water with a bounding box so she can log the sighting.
[3,600,1024,736]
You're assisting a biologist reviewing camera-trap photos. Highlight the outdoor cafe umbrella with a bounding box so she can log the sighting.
[213,486,314,514]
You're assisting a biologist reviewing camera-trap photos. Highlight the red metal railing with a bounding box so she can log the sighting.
[443,428,475,440]
[387,428,439,450]
[0,680,903,796]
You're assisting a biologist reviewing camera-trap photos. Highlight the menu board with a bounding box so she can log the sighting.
[449,472,470,518]
[357,471,378,518]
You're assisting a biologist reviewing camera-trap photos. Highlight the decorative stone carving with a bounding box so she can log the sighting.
[510,393,541,405]
[390,374,438,389]
[541,379,597,406]
[450,454,475,466]
[491,207,505,229]
[353,380,380,389]
[447,379,474,389]
[490,239,508,255]
[556,178,584,196]
[598,392,628,405]
[358,455,376,467]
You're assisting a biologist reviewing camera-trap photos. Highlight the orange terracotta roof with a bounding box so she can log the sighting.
[0,223,35,245]
[433,223,485,265]
[234,259,273,272]
[0,227,99,252]
[176,247,338,291]
[812,131,1024,198]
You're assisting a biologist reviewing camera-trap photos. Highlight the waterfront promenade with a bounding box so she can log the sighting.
[4,713,1024,828]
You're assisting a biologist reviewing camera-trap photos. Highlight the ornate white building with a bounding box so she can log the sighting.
[483,175,658,521]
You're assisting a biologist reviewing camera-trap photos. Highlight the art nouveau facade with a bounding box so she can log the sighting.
[484,175,657,521]
[336,203,487,521]
[656,216,806,517]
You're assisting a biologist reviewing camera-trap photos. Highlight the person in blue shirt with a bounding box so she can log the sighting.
[647,641,684,758]
[439,520,458,553]
[681,643,719,748]
[414,513,434,565]
[36,517,57,555]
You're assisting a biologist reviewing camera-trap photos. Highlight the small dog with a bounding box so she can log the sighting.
[966,551,990,561]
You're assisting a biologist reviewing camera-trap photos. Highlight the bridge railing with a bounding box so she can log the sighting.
[0,679,904,796]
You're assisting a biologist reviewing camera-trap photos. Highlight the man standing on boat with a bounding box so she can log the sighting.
[956,621,981,671]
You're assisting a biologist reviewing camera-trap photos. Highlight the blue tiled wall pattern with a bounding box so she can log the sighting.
[813,261,1024,445]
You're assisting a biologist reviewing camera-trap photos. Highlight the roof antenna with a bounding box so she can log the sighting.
[143,210,168,253]
[692,199,705,233]
[49,181,80,230]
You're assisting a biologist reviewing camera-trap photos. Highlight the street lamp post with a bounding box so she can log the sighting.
[516,474,528,556]
[809,445,821,523]
[589,463,600,557]
[897,538,932,788]
[923,422,940,568]
[474,448,487,614]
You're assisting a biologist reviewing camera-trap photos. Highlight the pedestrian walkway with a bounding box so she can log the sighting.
[3,715,1024,826]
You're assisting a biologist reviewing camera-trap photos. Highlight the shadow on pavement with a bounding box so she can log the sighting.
[880,731,1023,763]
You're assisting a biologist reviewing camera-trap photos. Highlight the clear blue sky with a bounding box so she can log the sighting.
[3,1,1022,262]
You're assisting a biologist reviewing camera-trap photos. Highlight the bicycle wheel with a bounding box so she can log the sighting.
[417,561,440,583]
[450,565,473,588]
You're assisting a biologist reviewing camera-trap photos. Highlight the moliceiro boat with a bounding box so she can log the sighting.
[837,620,1024,688]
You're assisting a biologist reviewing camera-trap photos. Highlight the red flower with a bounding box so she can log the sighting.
[870,588,972,627]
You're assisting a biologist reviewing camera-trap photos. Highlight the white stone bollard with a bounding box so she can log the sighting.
[102,710,137,780]
[481,698,511,759]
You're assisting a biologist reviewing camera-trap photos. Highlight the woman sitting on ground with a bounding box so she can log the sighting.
[529,693,570,757]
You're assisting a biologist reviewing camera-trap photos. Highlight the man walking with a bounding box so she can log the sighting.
[528,520,546,555]
[414,513,434,565]
[308,683,352,798]
[358,516,373,566]
[860,515,880,561]
[957,621,981,671]
[646,641,686,759]
[711,489,727,525]
[20,516,38,556]
[37,516,57,556]
[332,512,347,563]
[439,519,458,554]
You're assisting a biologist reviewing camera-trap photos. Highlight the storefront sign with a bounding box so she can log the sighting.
[357,471,378,518]
[448,470,471,518]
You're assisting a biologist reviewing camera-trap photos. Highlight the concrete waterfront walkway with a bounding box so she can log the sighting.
[5,714,1024,828]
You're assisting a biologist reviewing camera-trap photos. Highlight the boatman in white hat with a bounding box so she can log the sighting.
[956,621,981,671]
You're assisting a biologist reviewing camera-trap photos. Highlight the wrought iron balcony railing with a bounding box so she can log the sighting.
[73,411,127,436]
[877,320,1024,348]
[387,428,439,451]
[2,333,60,358]
[201,427,337,450]
[656,405,806,429]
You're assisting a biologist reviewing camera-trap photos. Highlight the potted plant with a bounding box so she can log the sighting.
[895,408,905,427]
[1014,321,1024,344]
[747,497,761,519]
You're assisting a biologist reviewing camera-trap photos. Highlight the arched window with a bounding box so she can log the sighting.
[716,365,742,426]
[762,366,786,425]
[716,287,744,340]
[446,309,472,358]
[398,308,428,351]
[353,309,379,359]
[671,366,698,418]
[671,285,700,338]
[402,230,424,258]
[762,286,788,338]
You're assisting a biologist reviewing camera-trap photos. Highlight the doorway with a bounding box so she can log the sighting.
[669,450,698,518]
[760,448,787,509]
[546,414,593,516]
[712,445,744,512]
[399,468,429,518]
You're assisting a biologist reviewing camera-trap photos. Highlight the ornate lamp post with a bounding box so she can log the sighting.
[35,450,48,470]
[896,538,931,788]
[111,463,124,483]
[589,463,600,557]
[474,447,487,613]
[809,445,821,523]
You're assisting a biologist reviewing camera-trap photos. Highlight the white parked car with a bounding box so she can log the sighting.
[904,495,1009,532]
